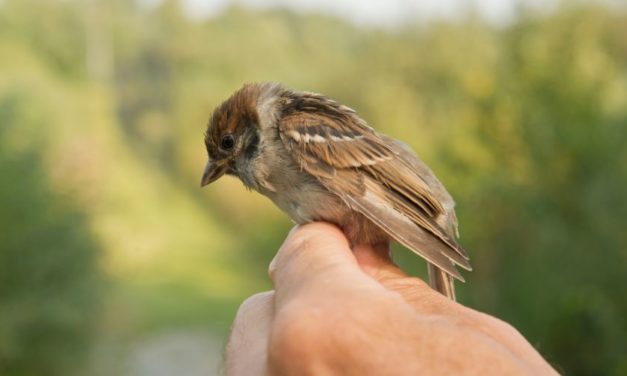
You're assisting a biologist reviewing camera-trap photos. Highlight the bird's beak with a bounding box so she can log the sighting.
[200,159,227,187]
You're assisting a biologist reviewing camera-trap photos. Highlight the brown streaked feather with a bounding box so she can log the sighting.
[280,111,440,210]
[386,136,467,257]
[318,170,465,279]
[381,183,470,268]
[281,113,390,167]
[364,160,469,262]
[278,93,470,279]
[330,173,464,280]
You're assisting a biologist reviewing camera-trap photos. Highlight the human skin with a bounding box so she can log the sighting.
[225,223,558,376]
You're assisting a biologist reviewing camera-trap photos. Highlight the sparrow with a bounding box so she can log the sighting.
[201,82,471,300]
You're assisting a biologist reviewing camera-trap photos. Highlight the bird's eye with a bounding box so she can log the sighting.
[220,134,235,151]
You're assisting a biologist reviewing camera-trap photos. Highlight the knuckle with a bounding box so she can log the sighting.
[461,309,524,341]
[484,315,522,337]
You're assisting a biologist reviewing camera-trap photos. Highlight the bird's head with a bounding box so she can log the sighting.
[201,82,284,187]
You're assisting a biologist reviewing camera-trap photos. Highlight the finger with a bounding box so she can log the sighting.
[270,222,356,277]
[225,291,274,376]
[270,222,385,302]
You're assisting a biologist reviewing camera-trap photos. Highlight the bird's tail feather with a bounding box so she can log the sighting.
[428,263,456,301]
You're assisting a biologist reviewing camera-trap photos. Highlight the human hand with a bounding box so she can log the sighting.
[225,222,557,375]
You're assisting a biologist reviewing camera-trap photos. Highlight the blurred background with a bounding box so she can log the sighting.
[0,0,626,375]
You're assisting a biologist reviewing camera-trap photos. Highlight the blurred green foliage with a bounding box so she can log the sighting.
[0,90,102,374]
[0,0,626,375]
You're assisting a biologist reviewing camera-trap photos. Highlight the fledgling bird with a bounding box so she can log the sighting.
[201,83,471,300]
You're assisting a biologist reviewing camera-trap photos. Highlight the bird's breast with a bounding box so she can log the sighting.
[263,175,345,225]
[258,171,388,246]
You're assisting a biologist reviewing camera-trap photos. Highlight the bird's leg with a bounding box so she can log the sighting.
[370,241,392,260]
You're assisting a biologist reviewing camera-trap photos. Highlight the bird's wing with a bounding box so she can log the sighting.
[278,98,470,280]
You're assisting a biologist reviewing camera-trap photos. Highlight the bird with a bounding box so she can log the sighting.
[201,82,471,300]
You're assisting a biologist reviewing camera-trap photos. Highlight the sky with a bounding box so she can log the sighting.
[176,0,556,26]
[136,0,623,27]
[132,0,548,27]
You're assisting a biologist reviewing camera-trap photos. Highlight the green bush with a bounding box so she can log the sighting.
[0,90,103,376]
